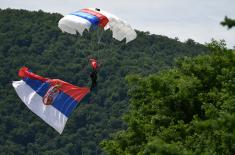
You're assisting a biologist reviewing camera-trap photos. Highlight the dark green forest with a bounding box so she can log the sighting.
[1,8,230,155]
[101,40,235,154]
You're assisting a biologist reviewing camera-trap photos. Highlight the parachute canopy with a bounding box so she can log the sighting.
[58,8,137,43]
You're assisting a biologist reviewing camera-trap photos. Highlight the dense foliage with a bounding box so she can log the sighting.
[101,40,235,155]
[0,9,208,154]
[221,16,235,29]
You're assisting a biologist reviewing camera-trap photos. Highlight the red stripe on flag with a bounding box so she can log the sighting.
[18,67,90,103]
[49,79,90,103]
[19,67,49,82]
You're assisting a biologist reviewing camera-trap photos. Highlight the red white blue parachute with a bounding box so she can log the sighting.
[58,8,137,43]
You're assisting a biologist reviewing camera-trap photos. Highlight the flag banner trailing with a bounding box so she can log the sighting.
[12,67,90,134]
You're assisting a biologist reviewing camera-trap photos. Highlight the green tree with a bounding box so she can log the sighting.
[101,40,235,155]
[221,16,235,29]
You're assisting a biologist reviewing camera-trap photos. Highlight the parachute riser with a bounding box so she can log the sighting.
[89,27,104,64]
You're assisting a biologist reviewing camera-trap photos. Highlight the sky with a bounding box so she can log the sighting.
[1,0,235,48]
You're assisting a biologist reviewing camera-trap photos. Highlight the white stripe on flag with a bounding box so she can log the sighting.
[12,80,68,134]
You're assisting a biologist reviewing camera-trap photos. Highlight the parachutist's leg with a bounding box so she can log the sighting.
[90,80,95,91]
[90,83,93,91]
[90,79,97,91]
[94,81,97,88]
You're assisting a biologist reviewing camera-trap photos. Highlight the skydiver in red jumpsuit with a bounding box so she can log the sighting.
[89,59,100,91]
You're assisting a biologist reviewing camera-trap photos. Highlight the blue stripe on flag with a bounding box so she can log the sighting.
[23,78,78,117]
[23,77,49,96]
[70,11,100,26]
[52,93,78,117]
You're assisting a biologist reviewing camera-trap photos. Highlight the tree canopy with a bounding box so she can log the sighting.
[101,40,235,155]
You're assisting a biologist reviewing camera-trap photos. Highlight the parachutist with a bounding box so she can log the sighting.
[90,69,97,91]
[89,59,99,91]
[95,8,100,11]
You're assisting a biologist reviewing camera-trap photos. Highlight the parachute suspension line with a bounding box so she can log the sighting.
[96,27,104,63]
[97,27,104,44]
[89,29,96,61]
[76,33,86,59]
[88,27,103,61]
[110,35,114,55]
[116,41,126,52]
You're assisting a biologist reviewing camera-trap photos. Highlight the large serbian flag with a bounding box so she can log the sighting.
[12,67,90,134]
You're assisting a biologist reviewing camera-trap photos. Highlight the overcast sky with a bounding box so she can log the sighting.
[1,0,235,48]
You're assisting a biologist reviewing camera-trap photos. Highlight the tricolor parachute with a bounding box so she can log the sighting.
[58,8,137,43]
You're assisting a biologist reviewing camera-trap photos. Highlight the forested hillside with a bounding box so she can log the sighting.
[101,41,235,155]
[0,9,208,154]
